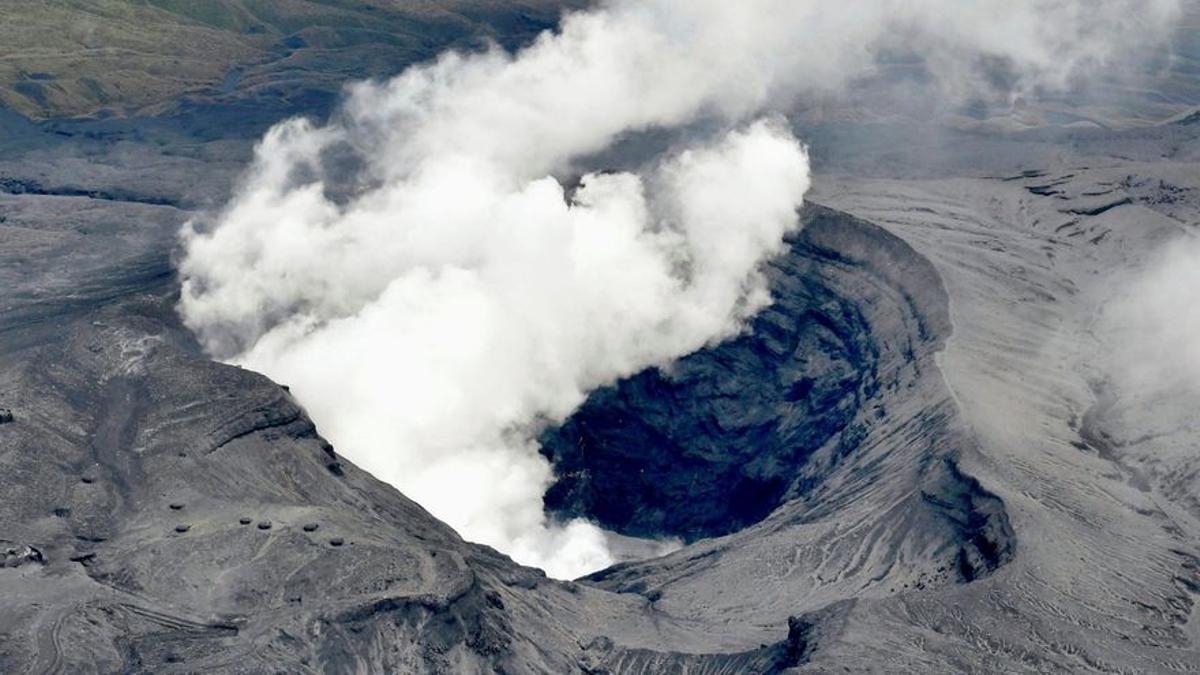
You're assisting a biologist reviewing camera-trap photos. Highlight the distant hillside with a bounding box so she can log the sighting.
[0,0,584,119]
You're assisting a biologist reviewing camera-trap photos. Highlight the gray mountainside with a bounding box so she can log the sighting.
[4,2,1200,673]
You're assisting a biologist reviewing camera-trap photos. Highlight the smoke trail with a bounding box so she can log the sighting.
[178,0,1181,578]
[1108,235,1200,397]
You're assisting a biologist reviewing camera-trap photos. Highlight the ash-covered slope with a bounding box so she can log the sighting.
[6,105,1200,671]
[792,126,1200,672]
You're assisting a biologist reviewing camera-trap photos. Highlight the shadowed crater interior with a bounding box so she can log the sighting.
[539,203,951,542]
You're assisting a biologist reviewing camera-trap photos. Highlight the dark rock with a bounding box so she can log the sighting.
[1,542,44,568]
[0,408,13,424]
[485,591,505,610]
[921,459,1016,582]
[781,615,812,668]
[174,524,190,533]
[256,521,272,530]
[329,537,344,547]
[1175,109,1200,126]
[302,523,319,532]
[168,503,184,510]
[238,517,252,525]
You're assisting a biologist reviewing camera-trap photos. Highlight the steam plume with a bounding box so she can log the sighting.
[179,0,1181,578]
[1109,236,1200,396]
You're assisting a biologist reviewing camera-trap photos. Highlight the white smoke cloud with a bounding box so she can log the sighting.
[178,0,1182,579]
[183,118,807,578]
